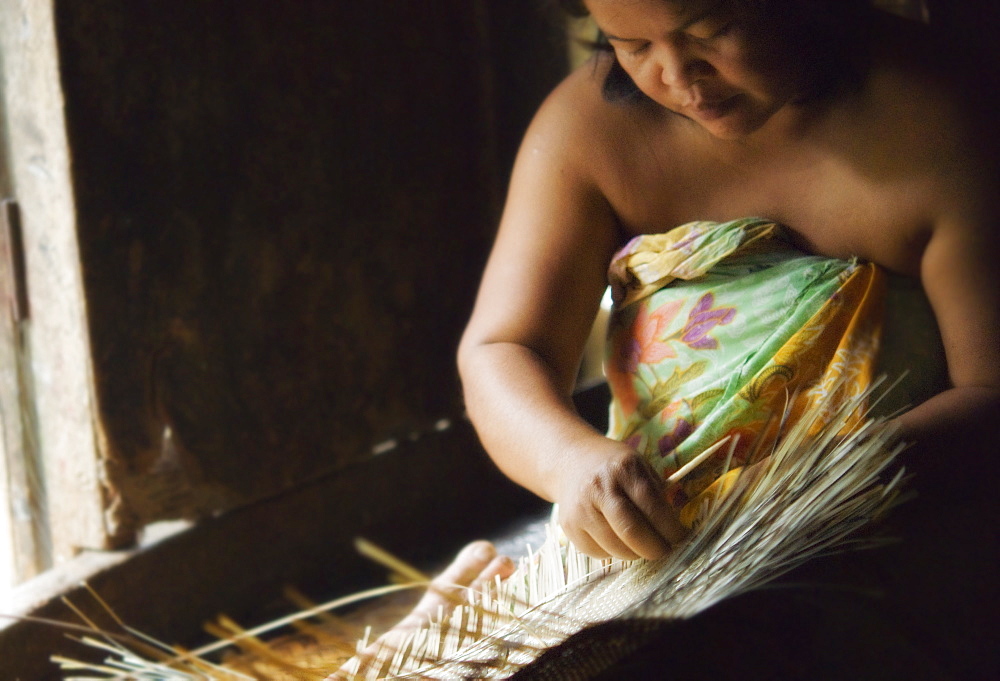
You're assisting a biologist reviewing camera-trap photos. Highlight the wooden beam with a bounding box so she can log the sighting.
[0,421,547,681]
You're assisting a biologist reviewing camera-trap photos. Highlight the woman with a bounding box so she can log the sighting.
[340,0,998,675]
[459,0,997,560]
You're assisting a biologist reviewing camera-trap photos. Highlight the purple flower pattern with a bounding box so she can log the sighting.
[657,418,694,458]
[678,293,736,350]
[607,290,736,425]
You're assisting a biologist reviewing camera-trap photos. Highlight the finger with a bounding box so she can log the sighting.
[599,493,670,560]
[579,496,649,560]
[560,517,611,559]
[469,555,516,594]
[589,520,642,560]
[604,453,683,553]
[625,473,688,547]
[435,540,496,590]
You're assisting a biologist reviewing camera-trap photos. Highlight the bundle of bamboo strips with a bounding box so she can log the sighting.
[53,380,906,680]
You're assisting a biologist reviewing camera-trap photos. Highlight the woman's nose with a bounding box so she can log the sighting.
[657,44,711,89]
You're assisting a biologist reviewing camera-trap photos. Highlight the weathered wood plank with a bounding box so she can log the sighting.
[0,201,50,584]
[0,0,108,567]
[50,0,567,533]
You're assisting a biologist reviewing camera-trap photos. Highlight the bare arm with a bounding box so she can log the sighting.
[894,200,1000,488]
[458,76,686,560]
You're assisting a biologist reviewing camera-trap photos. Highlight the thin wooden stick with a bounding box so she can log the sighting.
[666,435,732,484]
[354,538,431,584]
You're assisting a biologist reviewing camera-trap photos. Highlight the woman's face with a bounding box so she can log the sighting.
[585,0,803,139]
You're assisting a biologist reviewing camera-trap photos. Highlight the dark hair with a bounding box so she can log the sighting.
[554,0,589,17]
[553,0,875,105]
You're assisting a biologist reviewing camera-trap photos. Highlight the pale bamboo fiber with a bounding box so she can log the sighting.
[54,380,906,680]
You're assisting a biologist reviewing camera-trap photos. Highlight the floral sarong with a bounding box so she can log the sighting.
[605,218,886,525]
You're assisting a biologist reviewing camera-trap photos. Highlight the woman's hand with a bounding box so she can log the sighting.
[552,439,687,561]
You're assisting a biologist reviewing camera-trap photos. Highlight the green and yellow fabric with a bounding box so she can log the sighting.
[605,218,885,526]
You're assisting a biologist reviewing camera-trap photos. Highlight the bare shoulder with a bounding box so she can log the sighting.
[522,57,664,190]
[461,58,645,372]
[866,16,1000,388]
[501,58,630,236]
[529,58,625,148]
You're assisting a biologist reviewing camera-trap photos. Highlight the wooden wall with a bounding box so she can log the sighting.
[2,2,567,678]
[51,0,568,542]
